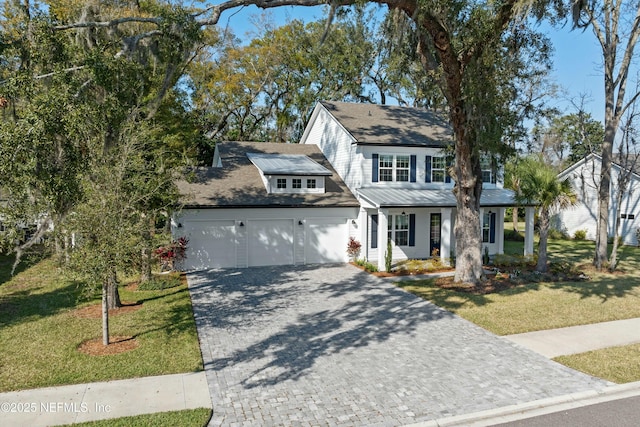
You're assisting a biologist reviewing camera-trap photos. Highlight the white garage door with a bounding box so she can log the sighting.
[183,220,237,270]
[248,219,294,266]
[305,219,347,264]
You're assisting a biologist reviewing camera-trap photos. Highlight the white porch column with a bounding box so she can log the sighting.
[497,207,505,254]
[358,208,367,260]
[440,207,452,265]
[377,208,389,271]
[524,206,535,256]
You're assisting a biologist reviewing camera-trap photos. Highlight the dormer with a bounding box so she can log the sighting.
[247,152,331,194]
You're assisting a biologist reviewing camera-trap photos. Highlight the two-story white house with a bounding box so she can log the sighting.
[553,153,640,245]
[173,101,526,272]
[300,101,518,270]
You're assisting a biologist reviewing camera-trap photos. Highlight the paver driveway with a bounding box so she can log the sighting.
[188,264,608,426]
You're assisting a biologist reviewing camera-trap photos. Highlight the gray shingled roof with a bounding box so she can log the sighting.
[321,101,453,147]
[357,188,516,208]
[177,141,359,208]
[247,153,332,176]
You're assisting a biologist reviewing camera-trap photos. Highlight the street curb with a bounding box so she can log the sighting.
[404,381,640,427]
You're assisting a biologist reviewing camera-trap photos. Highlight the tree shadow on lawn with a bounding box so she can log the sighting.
[194,264,454,388]
[0,281,84,328]
[396,277,544,310]
[547,273,640,302]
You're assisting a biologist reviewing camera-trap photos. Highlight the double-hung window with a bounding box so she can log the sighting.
[307,179,317,189]
[482,211,496,243]
[387,214,410,246]
[396,156,410,182]
[481,156,494,183]
[374,154,416,183]
[292,178,302,189]
[276,178,287,189]
[431,157,446,183]
[379,155,394,181]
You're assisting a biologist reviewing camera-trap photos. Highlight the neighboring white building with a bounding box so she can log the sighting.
[554,153,640,246]
[173,101,529,272]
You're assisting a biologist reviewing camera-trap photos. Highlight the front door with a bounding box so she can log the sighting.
[430,213,441,257]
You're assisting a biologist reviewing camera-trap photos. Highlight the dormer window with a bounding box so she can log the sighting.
[247,152,331,194]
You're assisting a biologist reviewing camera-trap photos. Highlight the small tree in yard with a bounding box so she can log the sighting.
[514,156,577,273]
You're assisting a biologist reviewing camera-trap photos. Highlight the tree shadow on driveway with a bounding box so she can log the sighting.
[189,264,454,389]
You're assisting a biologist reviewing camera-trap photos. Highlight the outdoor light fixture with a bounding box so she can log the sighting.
[351,219,357,225]
[239,221,244,227]
[298,220,304,225]
[177,223,183,228]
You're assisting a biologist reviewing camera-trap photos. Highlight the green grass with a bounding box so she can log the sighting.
[0,254,203,392]
[62,408,211,426]
[397,239,640,335]
[554,344,640,384]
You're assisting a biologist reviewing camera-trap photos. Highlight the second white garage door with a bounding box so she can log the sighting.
[305,219,348,264]
[248,219,294,267]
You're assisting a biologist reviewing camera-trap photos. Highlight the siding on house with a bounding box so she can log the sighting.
[555,154,640,245]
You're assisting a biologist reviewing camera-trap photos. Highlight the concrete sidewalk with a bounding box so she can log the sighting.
[504,317,640,358]
[0,372,211,427]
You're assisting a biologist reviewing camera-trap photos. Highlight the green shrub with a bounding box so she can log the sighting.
[364,261,378,273]
[493,253,536,268]
[138,275,182,291]
[504,229,525,241]
[548,228,570,240]
[384,239,393,272]
[573,229,587,240]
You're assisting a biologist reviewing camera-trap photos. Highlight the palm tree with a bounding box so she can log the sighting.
[514,156,577,272]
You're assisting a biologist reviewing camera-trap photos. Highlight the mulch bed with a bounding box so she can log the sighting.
[78,336,139,356]
[71,302,142,319]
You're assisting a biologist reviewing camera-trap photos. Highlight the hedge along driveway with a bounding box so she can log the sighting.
[189,263,609,427]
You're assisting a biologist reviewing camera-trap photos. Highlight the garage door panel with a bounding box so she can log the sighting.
[248,220,294,267]
[306,219,347,264]
[183,220,237,270]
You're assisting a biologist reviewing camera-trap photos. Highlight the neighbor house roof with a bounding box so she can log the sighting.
[357,188,517,208]
[559,152,640,181]
[177,141,359,208]
[318,101,453,148]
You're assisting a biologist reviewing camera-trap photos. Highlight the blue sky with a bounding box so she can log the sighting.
[215,4,608,124]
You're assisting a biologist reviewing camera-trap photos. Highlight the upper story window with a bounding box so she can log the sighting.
[379,155,394,181]
[307,179,317,189]
[373,154,416,183]
[396,156,410,182]
[481,156,496,184]
[292,178,302,189]
[432,157,447,182]
[276,178,287,189]
[425,155,451,183]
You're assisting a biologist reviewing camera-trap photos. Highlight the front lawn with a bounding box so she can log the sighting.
[0,254,203,392]
[397,239,640,335]
[555,343,640,384]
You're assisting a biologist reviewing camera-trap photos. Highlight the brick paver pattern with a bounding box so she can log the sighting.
[188,264,608,427]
